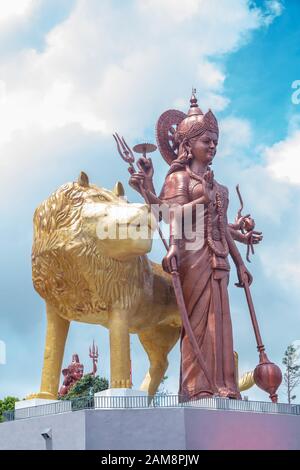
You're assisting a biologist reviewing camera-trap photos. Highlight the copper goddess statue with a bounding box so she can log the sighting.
[129,91,264,400]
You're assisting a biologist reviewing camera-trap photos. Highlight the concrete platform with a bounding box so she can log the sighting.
[1,406,300,450]
[14,399,72,420]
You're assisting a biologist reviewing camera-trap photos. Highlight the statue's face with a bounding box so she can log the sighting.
[189,130,218,165]
[72,365,84,380]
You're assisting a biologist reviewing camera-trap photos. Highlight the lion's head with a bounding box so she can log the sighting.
[32,172,156,313]
[33,171,155,261]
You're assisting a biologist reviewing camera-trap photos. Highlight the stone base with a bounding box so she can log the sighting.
[1,406,300,450]
[95,388,148,398]
[15,399,60,409]
[15,398,72,420]
[94,388,148,409]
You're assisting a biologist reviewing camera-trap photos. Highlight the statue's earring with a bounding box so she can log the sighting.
[187,146,192,159]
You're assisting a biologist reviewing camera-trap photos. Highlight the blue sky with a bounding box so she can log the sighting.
[0,0,300,403]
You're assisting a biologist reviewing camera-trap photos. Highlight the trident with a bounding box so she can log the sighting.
[89,340,98,377]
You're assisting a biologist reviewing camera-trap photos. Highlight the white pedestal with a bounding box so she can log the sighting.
[15,398,72,419]
[94,388,148,409]
[2,406,300,450]
[15,399,59,409]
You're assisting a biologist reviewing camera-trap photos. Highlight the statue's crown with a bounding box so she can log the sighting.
[187,88,203,117]
[156,89,219,165]
[176,90,219,142]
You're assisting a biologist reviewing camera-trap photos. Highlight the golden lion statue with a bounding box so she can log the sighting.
[31,172,180,399]
[31,172,254,400]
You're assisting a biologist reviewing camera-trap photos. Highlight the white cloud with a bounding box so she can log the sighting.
[216,119,300,296]
[0,0,280,151]
[197,61,226,90]
[0,0,33,23]
[138,0,202,23]
[219,116,252,157]
[265,130,300,185]
[263,0,284,26]
[261,241,300,284]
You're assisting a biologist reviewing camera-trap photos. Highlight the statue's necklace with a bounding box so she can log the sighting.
[187,167,229,258]
[207,193,229,259]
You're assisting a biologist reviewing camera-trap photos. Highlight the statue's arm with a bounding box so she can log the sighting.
[129,172,158,199]
[226,224,244,267]
[226,228,253,285]
[144,178,157,196]
[224,189,253,285]
[228,223,263,246]
[140,187,160,204]
[224,190,243,265]
[160,172,190,272]
[228,225,247,244]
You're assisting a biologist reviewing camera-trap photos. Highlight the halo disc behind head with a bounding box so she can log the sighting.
[155,109,186,165]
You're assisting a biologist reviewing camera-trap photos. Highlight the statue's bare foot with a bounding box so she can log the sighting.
[217,387,241,399]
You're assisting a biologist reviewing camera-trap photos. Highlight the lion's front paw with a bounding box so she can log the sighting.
[111,379,131,388]
[26,392,58,400]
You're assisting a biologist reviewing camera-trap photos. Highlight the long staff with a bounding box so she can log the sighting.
[234,187,282,402]
[238,278,282,402]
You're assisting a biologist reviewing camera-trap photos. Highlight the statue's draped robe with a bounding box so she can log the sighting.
[160,166,240,399]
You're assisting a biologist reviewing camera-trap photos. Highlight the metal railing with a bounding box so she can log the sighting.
[2,394,300,422]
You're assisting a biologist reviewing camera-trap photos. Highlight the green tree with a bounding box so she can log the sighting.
[282,344,300,404]
[59,374,108,400]
[0,396,19,422]
[157,375,170,396]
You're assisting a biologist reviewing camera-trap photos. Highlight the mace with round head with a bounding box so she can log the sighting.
[242,280,282,402]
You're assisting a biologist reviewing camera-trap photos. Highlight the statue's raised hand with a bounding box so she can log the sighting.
[128,169,146,194]
[236,263,253,287]
[137,157,154,180]
[244,230,263,245]
[202,169,214,204]
[129,157,155,195]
